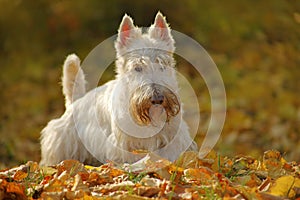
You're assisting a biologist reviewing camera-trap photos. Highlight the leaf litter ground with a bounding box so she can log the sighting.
[0,150,299,199]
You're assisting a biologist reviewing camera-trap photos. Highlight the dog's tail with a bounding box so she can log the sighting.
[62,54,86,108]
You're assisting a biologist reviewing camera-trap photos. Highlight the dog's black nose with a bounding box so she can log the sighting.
[151,94,164,105]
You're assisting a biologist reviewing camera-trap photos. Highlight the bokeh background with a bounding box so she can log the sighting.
[1,0,299,167]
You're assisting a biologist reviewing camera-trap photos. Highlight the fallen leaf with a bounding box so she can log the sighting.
[41,166,57,176]
[57,160,87,176]
[43,179,64,193]
[123,153,171,173]
[268,175,300,198]
[0,150,298,199]
[263,150,284,178]
[258,176,271,192]
[72,174,90,193]
[13,170,28,181]
[183,167,213,184]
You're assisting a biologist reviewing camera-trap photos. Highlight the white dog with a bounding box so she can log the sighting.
[40,12,198,166]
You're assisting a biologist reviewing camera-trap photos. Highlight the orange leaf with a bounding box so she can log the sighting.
[43,179,64,192]
[263,150,284,178]
[13,170,28,181]
[7,182,26,197]
[57,160,87,176]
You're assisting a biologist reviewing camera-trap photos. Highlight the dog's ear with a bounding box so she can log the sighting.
[149,12,175,52]
[115,14,140,52]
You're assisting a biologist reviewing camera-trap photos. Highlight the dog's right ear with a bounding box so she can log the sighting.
[115,14,141,55]
[149,12,175,53]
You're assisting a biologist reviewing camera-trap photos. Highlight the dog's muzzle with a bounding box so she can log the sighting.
[129,83,180,126]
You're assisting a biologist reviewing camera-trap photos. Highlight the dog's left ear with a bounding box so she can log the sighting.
[149,12,175,52]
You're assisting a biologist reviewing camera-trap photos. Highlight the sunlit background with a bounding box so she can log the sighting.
[1,0,299,167]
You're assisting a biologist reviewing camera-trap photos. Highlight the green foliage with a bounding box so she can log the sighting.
[127,171,147,184]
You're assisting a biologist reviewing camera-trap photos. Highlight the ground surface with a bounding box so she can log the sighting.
[0,0,299,169]
[0,150,299,199]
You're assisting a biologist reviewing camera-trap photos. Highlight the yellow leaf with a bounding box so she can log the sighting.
[41,166,57,176]
[269,175,300,198]
[85,165,101,171]
[114,194,154,200]
[83,194,96,200]
[183,167,213,184]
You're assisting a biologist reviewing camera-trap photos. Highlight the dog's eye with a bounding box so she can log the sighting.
[135,66,142,72]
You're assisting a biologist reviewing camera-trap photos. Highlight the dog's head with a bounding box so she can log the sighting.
[114,12,180,126]
[115,12,175,67]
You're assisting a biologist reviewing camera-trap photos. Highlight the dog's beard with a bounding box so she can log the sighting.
[129,84,180,126]
[149,105,166,126]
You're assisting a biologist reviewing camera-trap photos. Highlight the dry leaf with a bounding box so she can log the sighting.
[57,159,87,176]
[0,150,298,199]
[41,166,57,176]
[6,182,26,196]
[13,170,28,181]
[183,167,213,184]
[72,174,90,193]
[263,150,285,178]
[124,153,171,173]
[268,175,300,198]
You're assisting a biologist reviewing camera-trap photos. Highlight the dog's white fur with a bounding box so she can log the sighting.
[40,12,197,166]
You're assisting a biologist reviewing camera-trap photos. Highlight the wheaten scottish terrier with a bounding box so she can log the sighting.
[40,12,198,166]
